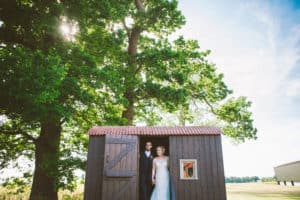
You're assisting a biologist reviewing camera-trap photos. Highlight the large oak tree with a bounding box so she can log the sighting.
[0,0,122,199]
[93,0,257,141]
[0,0,257,199]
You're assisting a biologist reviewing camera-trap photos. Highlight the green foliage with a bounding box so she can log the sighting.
[225,176,260,183]
[2,172,32,194]
[261,176,276,182]
[0,116,35,169]
[216,97,257,142]
[0,0,115,193]
[0,0,257,195]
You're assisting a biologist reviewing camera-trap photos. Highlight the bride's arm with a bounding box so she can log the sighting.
[152,159,156,185]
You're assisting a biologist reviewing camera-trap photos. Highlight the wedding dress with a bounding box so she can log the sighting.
[150,157,170,200]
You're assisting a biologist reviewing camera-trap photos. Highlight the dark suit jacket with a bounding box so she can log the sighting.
[139,151,153,182]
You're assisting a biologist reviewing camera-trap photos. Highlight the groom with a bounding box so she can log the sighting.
[139,141,153,200]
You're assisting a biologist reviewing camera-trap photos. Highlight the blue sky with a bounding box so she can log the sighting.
[177,0,300,177]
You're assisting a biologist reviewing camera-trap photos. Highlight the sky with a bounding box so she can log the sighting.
[177,0,300,177]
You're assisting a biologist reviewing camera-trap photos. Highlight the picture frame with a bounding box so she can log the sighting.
[179,159,198,180]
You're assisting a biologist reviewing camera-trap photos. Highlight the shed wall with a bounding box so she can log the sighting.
[169,135,226,200]
[84,136,105,200]
[84,134,227,200]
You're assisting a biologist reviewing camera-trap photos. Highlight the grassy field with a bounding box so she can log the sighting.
[1,182,300,199]
[227,182,300,200]
[0,187,83,200]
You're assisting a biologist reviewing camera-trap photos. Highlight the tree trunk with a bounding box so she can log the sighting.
[121,0,144,125]
[122,28,142,125]
[122,90,135,125]
[30,121,61,200]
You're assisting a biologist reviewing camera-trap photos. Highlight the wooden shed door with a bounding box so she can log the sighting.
[102,135,138,200]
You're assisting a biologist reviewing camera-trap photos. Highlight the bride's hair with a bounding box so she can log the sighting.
[156,146,165,154]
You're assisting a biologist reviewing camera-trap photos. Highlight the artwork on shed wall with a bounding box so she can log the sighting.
[179,159,198,180]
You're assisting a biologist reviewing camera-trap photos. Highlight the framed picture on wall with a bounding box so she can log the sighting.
[179,159,198,180]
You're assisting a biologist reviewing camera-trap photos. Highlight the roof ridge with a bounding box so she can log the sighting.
[87,126,222,136]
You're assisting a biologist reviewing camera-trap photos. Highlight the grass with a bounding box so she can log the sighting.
[1,182,300,199]
[0,186,83,200]
[227,182,300,200]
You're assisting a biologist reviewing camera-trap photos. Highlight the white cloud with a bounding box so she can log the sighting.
[286,80,300,97]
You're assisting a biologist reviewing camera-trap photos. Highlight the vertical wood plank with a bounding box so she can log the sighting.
[206,136,214,200]
[210,136,219,200]
[96,136,105,199]
[197,136,203,200]
[101,138,108,200]
[169,136,178,200]
[84,136,105,200]
[108,135,114,200]
[193,136,201,200]
[188,136,196,199]
[181,136,187,200]
[201,136,209,200]
[123,135,130,200]
[116,135,121,199]
[84,137,93,200]
[216,136,227,200]
[184,136,192,200]
[178,136,185,200]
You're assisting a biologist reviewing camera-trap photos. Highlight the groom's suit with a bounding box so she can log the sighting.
[139,150,153,200]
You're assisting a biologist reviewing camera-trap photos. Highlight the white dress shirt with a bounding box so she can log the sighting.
[145,150,151,157]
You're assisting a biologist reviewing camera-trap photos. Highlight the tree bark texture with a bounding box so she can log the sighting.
[30,121,61,200]
[121,3,143,125]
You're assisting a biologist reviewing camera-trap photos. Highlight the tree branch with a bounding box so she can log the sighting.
[0,128,37,143]
[134,64,143,74]
[203,97,217,115]
[122,19,131,38]
[135,0,144,10]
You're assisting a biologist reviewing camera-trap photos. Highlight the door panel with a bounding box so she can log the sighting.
[102,135,138,200]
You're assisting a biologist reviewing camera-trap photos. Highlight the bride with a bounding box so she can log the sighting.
[150,146,170,200]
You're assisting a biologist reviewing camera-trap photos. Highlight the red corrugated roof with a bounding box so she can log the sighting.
[87,126,222,136]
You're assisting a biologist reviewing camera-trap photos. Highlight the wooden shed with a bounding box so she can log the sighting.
[84,126,227,200]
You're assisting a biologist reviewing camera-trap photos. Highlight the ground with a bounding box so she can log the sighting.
[0,182,300,199]
[227,182,300,200]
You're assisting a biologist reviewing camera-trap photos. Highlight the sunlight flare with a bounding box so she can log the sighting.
[59,17,79,42]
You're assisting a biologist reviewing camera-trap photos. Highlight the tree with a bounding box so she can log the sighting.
[91,0,257,141]
[0,0,122,199]
[0,0,257,199]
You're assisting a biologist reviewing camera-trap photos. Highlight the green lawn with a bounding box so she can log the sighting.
[1,182,300,199]
[0,187,83,200]
[227,182,300,200]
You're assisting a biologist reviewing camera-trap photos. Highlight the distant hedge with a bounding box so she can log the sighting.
[225,176,276,183]
[225,176,259,183]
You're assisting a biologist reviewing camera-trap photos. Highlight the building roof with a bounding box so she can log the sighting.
[274,160,300,169]
[87,126,222,136]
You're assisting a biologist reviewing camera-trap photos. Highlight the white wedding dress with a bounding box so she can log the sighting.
[150,157,170,200]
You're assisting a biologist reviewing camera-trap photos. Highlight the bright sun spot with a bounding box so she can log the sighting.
[60,17,79,41]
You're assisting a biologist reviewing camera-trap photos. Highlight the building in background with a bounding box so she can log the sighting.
[274,160,300,186]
